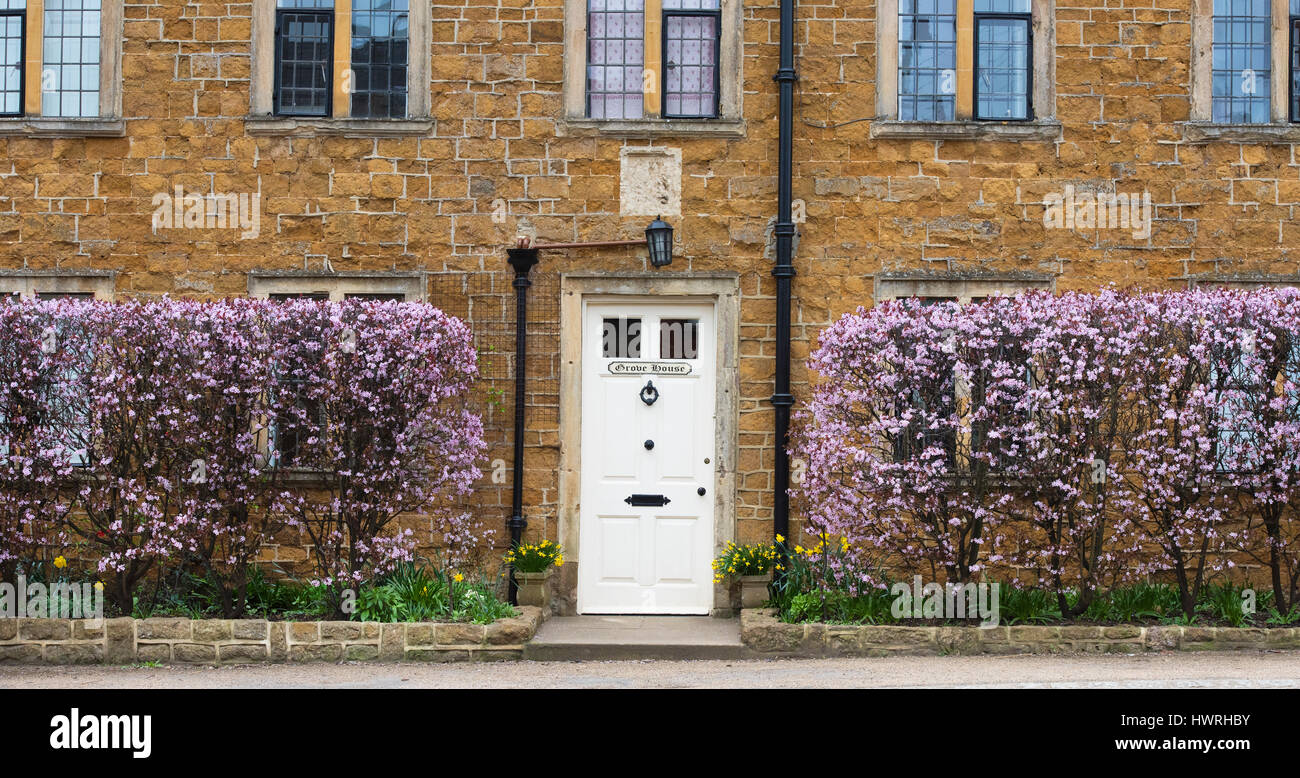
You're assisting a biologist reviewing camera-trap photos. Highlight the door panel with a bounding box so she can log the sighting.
[578,300,716,614]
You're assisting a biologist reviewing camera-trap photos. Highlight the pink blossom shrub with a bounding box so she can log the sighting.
[796,288,1300,617]
[264,299,485,615]
[0,298,486,617]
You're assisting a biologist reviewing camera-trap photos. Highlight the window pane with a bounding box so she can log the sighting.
[350,0,408,118]
[586,0,645,119]
[975,16,1030,119]
[663,13,718,117]
[898,0,956,120]
[1293,19,1300,120]
[0,12,22,116]
[602,317,641,358]
[275,10,333,117]
[659,318,699,359]
[41,0,99,118]
[1212,0,1271,123]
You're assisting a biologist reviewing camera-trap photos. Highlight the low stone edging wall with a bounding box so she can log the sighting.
[0,607,545,665]
[741,609,1300,656]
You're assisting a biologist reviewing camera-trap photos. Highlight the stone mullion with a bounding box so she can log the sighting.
[333,0,352,118]
[957,0,973,119]
[1272,0,1288,121]
[23,0,41,116]
[644,0,662,117]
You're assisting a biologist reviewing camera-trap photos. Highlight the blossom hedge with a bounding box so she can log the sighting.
[795,288,1300,618]
[0,297,486,617]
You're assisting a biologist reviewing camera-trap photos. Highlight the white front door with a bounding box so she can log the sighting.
[577,300,717,614]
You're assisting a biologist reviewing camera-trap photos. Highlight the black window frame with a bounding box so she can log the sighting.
[660,8,722,120]
[1291,14,1300,122]
[273,8,335,118]
[0,9,25,118]
[349,0,410,120]
[972,10,1033,121]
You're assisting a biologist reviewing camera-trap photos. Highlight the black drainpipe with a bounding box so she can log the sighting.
[772,0,797,549]
[505,246,539,605]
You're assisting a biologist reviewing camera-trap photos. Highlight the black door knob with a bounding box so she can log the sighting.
[697,487,706,496]
[644,440,654,450]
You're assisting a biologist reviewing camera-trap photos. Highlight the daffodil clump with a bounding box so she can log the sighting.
[793,532,851,559]
[712,540,780,584]
[505,539,564,574]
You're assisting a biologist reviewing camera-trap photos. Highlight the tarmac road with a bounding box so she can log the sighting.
[1,651,1298,689]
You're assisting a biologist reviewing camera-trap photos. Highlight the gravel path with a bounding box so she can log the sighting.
[2,651,1298,689]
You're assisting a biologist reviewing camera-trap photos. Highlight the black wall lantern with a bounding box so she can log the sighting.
[645,217,674,267]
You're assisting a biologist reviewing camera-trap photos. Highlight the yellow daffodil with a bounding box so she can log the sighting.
[53,555,67,569]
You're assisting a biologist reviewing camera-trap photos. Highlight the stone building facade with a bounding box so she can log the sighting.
[1,0,1298,613]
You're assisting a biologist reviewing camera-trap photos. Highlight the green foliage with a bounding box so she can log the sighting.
[994,585,1060,625]
[244,566,325,617]
[1081,583,1180,622]
[1200,583,1245,627]
[776,576,1289,628]
[350,562,517,624]
[780,588,898,625]
[1265,605,1300,625]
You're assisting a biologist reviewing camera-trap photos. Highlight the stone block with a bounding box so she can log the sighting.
[19,619,71,641]
[72,620,105,640]
[436,623,485,646]
[269,623,287,661]
[136,618,192,640]
[345,644,379,661]
[485,619,532,646]
[233,620,269,640]
[380,623,406,660]
[405,624,436,646]
[289,643,343,662]
[136,643,171,663]
[288,622,320,644]
[218,644,269,663]
[0,644,43,663]
[193,620,233,643]
[741,617,804,653]
[173,643,218,664]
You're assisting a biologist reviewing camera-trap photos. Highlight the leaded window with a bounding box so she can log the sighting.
[275,0,334,117]
[899,0,957,121]
[974,0,1031,120]
[1212,0,1272,123]
[351,0,408,119]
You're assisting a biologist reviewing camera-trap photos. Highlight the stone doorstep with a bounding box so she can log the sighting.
[738,609,1300,657]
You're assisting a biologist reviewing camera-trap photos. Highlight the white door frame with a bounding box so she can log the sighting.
[556,273,740,615]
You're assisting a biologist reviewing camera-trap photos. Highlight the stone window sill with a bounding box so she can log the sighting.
[869,119,1061,141]
[556,117,746,138]
[1180,122,1300,143]
[0,117,125,137]
[243,116,435,138]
